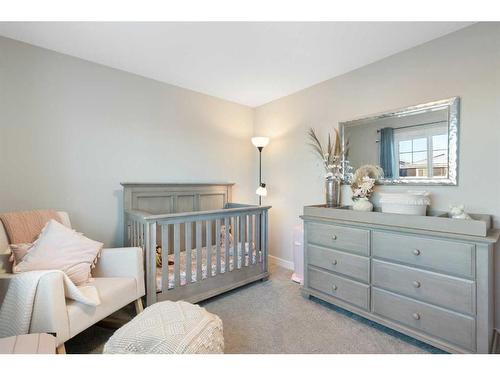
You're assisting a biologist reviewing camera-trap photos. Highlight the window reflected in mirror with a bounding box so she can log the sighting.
[394,124,448,179]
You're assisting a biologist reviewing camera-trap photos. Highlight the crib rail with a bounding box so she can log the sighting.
[124,204,270,306]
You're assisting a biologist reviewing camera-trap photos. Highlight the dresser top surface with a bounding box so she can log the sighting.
[302,205,500,244]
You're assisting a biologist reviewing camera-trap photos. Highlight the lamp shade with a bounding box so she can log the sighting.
[251,136,269,148]
[256,184,267,197]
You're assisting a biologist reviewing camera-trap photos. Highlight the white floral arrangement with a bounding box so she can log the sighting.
[352,176,376,199]
[351,165,383,200]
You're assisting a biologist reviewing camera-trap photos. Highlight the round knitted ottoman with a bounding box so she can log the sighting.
[103,301,224,354]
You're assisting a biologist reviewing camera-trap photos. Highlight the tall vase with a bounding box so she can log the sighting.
[325,178,341,207]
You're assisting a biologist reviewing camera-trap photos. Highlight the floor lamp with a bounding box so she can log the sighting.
[251,137,269,205]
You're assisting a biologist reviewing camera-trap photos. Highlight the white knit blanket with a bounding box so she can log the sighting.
[0,270,100,338]
[104,301,224,354]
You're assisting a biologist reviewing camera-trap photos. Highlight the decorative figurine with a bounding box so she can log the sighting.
[449,204,472,220]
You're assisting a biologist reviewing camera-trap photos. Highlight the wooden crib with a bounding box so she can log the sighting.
[122,183,270,306]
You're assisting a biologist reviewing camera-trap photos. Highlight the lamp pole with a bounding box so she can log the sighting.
[258,146,263,205]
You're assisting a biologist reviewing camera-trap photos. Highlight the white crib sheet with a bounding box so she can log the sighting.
[156,243,261,291]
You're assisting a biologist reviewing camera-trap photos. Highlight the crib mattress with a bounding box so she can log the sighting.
[156,243,261,291]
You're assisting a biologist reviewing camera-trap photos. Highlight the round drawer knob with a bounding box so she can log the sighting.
[332,284,338,291]
[413,281,421,288]
[332,259,338,265]
[413,249,421,256]
[332,234,338,240]
[412,313,421,320]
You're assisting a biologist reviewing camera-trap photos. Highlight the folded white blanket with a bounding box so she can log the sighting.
[0,270,100,338]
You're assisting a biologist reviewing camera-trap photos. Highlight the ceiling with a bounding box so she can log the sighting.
[0,22,472,107]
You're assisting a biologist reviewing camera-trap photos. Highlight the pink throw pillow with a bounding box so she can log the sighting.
[14,220,103,285]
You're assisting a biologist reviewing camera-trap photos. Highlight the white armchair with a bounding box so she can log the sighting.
[0,212,145,354]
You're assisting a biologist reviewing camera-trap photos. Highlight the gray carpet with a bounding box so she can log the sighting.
[65,265,442,354]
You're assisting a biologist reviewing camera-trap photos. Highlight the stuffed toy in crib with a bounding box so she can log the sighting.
[156,246,174,268]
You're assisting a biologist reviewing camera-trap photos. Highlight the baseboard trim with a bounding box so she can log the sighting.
[269,255,294,271]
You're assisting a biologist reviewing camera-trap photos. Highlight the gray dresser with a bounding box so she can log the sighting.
[301,205,500,353]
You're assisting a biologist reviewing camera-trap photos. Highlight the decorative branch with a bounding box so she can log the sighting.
[308,127,352,181]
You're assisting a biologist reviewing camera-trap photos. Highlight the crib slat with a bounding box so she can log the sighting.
[241,215,246,243]
[134,221,138,247]
[161,224,169,291]
[174,223,181,287]
[234,216,239,270]
[129,220,133,246]
[256,214,261,263]
[244,215,248,266]
[249,214,255,264]
[238,215,246,268]
[137,222,141,248]
[241,216,245,264]
[147,222,157,306]
[206,220,212,277]
[263,209,268,270]
[185,222,192,283]
[138,221,141,247]
[144,223,150,302]
[134,221,140,249]
[135,221,139,247]
[196,221,202,281]
[216,219,221,274]
[224,217,230,273]
[142,223,146,249]
[136,221,140,247]
[246,214,250,245]
[129,221,133,246]
[139,222,142,247]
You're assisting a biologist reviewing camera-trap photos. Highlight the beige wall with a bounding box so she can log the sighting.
[0,36,257,247]
[254,23,500,326]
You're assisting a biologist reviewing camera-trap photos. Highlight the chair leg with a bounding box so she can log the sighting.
[56,344,66,354]
[134,298,144,314]
[492,329,499,354]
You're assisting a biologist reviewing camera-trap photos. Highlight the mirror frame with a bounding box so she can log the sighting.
[340,97,460,186]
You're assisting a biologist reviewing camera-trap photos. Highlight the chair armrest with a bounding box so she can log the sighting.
[30,272,70,345]
[0,272,70,345]
[93,247,145,298]
[0,273,15,306]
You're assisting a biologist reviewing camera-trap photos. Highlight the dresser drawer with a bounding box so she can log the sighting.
[372,260,475,315]
[308,267,369,310]
[372,231,474,278]
[307,244,369,282]
[306,222,369,256]
[372,288,475,351]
